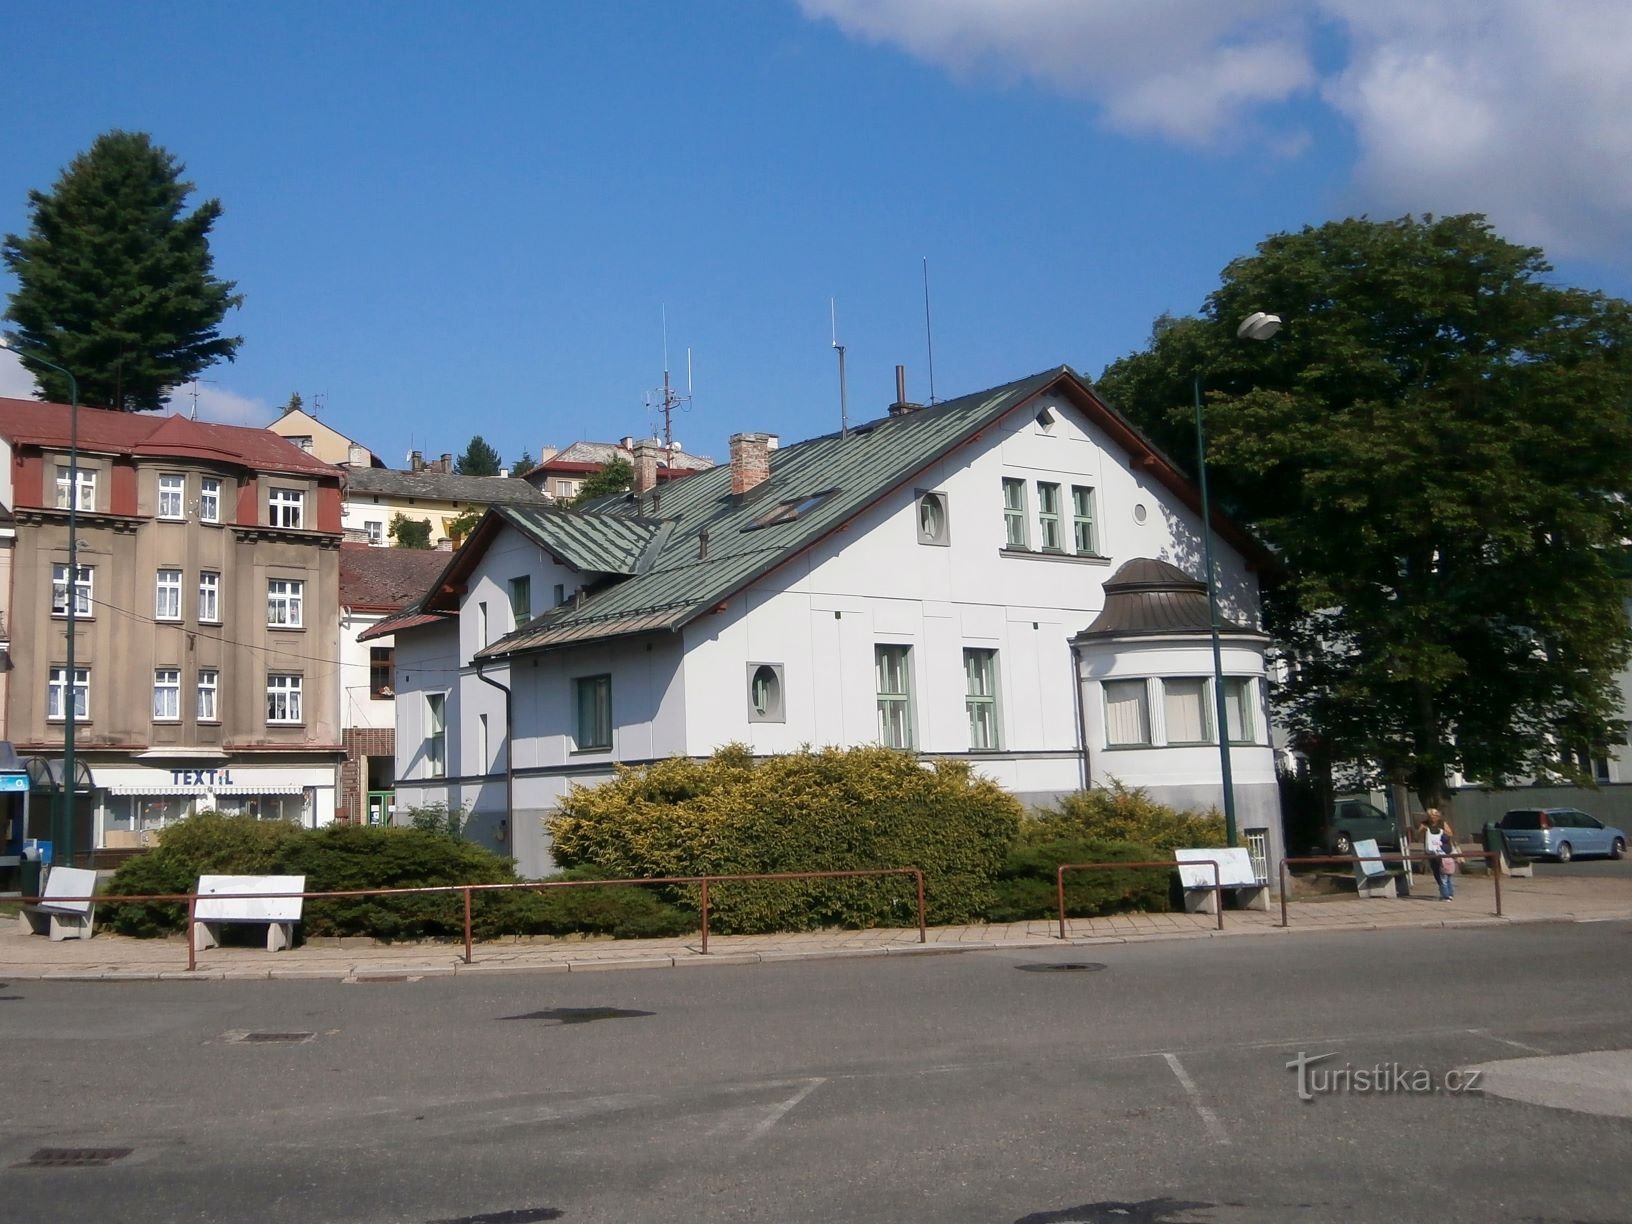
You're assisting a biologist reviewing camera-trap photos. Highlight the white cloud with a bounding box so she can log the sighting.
[164,382,274,427]
[0,349,40,399]
[799,0,1632,262]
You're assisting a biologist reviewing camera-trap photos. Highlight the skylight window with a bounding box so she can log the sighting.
[746,489,838,530]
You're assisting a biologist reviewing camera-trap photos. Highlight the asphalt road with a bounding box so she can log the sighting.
[3,922,1630,1224]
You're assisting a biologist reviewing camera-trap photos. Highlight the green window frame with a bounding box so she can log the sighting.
[1037,482,1063,551]
[875,645,915,749]
[509,575,532,628]
[1072,485,1098,555]
[426,693,446,778]
[1002,478,1028,548]
[964,648,1001,751]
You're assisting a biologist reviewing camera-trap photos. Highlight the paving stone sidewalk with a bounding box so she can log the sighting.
[3,872,1628,982]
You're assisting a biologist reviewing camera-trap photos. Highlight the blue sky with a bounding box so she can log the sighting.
[4,1,1629,468]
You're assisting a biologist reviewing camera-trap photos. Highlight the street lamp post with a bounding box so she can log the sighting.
[1,337,80,866]
[1195,311,1281,847]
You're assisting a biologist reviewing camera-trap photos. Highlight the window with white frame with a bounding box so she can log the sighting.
[1224,677,1255,744]
[197,669,219,722]
[158,473,186,519]
[51,563,92,616]
[267,578,303,627]
[1037,482,1063,551]
[964,648,1001,751]
[266,673,303,723]
[153,668,181,721]
[574,675,612,750]
[48,666,89,722]
[155,569,183,621]
[875,645,915,749]
[426,693,446,777]
[364,519,384,546]
[198,571,220,623]
[1002,478,1028,549]
[199,477,221,523]
[1104,679,1151,747]
[748,663,785,723]
[55,465,95,511]
[1163,677,1212,744]
[268,487,304,529]
[1071,486,1098,555]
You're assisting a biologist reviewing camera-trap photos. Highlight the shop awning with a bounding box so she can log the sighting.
[109,783,305,797]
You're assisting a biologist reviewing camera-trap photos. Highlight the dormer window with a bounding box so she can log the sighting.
[747,489,837,530]
[268,487,304,529]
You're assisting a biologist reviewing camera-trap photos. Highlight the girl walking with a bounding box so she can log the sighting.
[1420,808,1458,900]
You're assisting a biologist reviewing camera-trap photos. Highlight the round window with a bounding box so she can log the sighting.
[1133,503,1148,524]
[751,665,781,718]
[918,495,945,540]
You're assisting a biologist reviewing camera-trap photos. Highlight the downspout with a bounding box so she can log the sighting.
[474,658,514,860]
[1069,642,1091,793]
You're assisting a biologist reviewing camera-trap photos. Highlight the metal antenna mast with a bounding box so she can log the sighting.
[922,256,938,405]
[645,306,692,449]
[831,298,849,439]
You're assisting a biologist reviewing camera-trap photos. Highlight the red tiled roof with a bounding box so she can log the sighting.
[0,398,339,477]
[339,543,451,612]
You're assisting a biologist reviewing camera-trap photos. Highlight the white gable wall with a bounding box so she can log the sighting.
[677,393,1262,806]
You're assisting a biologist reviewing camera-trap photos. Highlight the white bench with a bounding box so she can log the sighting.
[1175,847,1269,914]
[19,866,99,941]
[1351,838,1397,898]
[193,874,306,952]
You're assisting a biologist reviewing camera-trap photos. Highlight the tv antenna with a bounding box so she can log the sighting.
[922,256,938,405]
[644,306,692,449]
[831,298,849,439]
[185,378,219,421]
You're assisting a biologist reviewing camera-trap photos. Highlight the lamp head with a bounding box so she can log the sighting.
[1237,312,1282,342]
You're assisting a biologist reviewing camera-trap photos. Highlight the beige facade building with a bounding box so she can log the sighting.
[0,398,347,856]
[267,405,377,469]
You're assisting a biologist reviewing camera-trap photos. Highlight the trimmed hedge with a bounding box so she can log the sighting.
[549,744,1022,933]
[986,837,1169,922]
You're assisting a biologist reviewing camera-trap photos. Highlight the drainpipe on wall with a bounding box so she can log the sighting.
[474,660,514,860]
[1069,643,1091,793]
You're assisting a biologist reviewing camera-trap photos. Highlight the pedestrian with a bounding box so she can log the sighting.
[1419,807,1458,901]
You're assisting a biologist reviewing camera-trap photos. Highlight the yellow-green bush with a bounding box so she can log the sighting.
[1033,781,1225,853]
[548,745,1022,933]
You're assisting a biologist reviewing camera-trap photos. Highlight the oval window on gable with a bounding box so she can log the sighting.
[749,663,784,722]
[917,491,949,545]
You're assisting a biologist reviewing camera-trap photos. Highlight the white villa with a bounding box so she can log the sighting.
[368,367,1283,877]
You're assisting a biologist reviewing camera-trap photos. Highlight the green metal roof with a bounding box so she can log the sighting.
[474,367,1068,659]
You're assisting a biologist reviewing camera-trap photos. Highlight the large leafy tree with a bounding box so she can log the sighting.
[454,434,501,476]
[571,458,633,506]
[1095,214,1632,807]
[3,130,244,411]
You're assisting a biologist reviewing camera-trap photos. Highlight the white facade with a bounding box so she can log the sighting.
[391,386,1276,878]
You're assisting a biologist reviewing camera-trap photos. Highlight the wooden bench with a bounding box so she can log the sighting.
[1175,847,1269,914]
[193,874,306,953]
[18,866,99,941]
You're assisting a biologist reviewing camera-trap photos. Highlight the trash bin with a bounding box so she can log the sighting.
[18,848,42,900]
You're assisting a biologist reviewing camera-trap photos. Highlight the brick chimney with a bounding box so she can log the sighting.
[439,452,453,473]
[631,438,662,495]
[730,432,774,497]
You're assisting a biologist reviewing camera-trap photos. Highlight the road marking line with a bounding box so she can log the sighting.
[741,1078,826,1146]
[1469,1028,1549,1054]
[1161,1053,1231,1147]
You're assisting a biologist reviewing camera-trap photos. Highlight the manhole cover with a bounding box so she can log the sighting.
[1015,1199,1214,1224]
[224,1030,316,1044]
[427,1209,564,1224]
[16,1147,133,1168]
[501,1007,653,1025]
[1015,963,1107,973]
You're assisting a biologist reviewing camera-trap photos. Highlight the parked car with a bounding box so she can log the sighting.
[1498,808,1627,862]
[1325,800,1403,857]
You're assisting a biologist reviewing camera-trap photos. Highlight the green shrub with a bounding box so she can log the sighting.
[1036,782,1225,854]
[101,811,304,937]
[549,745,1022,933]
[986,837,1169,922]
[522,869,696,940]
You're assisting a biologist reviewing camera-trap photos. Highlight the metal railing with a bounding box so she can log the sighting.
[1054,858,1226,938]
[1277,852,1502,927]
[17,866,928,971]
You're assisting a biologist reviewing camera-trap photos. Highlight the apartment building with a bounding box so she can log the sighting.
[0,398,346,853]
